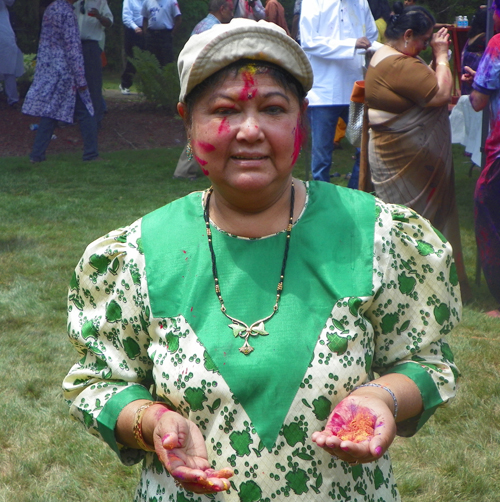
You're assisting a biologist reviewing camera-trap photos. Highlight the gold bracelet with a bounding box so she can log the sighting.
[132,401,170,452]
[437,61,450,68]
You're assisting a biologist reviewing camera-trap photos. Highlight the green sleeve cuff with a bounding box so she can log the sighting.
[96,384,153,455]
[384,361,443,435]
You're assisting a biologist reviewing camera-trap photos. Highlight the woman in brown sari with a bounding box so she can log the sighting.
[363,1,471,302]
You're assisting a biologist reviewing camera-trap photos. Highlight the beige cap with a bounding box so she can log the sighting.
[177,18,313,103]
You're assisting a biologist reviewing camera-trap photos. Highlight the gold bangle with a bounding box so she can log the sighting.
[132,401,169,452]
[437,61,450,68]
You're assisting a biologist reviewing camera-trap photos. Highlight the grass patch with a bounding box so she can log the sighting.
[0,142,497,501]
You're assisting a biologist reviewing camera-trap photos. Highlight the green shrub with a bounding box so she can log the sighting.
[129,47,180,111]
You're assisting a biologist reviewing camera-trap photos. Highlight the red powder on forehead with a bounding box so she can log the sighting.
[194,140,215,153]
[194,155,208,166]
[218,117,230,135]
[327,403,376,443]
[238,70,258,101]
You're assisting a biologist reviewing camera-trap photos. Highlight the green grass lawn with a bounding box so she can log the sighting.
[1,142,499,501]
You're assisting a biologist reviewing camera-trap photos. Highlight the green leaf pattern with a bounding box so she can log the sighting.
[63,200,461,502]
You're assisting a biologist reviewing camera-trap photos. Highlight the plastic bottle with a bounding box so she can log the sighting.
[463,16,468,27]
[457,16,464,28]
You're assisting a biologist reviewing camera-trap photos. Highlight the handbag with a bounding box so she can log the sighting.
[345,80,365,148]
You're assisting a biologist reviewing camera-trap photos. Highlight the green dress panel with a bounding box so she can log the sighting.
[64,181,461,502]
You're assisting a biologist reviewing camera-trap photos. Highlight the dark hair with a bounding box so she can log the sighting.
[468,7,487,40]
[184,59,307,127]
[385,1,436,41]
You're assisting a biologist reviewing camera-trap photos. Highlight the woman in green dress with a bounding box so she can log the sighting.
[63,18,461,502]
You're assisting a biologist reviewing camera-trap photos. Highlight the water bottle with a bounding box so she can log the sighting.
[463,16,468,28]
[457,16,464,28]
[29,123,39,131]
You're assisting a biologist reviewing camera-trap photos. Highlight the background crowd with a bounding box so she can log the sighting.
[2,0,499,500]
[1,1,496,308]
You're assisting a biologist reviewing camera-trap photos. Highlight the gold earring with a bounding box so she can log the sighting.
[186,139,193,161]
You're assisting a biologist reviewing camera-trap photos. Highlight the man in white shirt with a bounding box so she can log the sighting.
[142,0,181,66]
[300,0,377,182]
[74,0,113,126]
[120,0,145,94]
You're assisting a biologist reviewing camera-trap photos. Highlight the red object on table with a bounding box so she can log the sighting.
[448,25,471,103]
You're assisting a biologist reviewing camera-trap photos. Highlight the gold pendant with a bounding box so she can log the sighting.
[239,341,254,355]
[229,321,269,356]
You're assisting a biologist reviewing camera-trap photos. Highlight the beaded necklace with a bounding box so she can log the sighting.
[203,182,295,355]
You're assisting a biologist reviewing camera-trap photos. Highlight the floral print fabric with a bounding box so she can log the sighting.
[63,183,460,502]
[22,0,93,123]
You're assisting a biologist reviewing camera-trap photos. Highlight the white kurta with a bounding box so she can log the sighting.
[0,0,23,78]
[299,0,377,106]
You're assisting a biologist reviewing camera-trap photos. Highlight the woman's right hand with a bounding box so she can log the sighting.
[430,27,450,59]
[152,410,234,494]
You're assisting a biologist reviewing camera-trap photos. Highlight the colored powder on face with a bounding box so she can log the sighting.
[335,408,375,443]
[195,140,216,153]
[218,117,231,135]
[291,118,305,166]
[194,155,208,166]
[238,68,258,101]
[201,167,209,176]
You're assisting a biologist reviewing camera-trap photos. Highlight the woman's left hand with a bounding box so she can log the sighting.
[311,394,397,465]
[430,27,450,58]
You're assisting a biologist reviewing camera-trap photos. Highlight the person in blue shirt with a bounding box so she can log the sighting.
[120,0,145,94]
[192,0,233,36]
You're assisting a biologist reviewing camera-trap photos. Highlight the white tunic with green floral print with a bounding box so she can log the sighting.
[63,181,460,502]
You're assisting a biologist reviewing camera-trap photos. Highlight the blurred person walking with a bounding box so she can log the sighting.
[120,0,145,94]
[142,0,181,66]
[22,0,97,162]
[0,0,24,108]
[74,0,113,126]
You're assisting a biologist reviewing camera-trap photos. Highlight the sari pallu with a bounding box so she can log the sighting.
[362,104,470,298]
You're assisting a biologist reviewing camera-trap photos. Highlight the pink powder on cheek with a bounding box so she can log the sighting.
[218,118,231,135]
[194,140,216,153]
[194,155,208,166]
[201,167,209,176]
[291,120,306,166]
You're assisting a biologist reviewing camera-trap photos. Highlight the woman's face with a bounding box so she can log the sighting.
[406,27,433,57]
[183,68,306,195]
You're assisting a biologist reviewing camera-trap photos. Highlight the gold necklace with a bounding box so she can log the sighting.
[203,182,295,355]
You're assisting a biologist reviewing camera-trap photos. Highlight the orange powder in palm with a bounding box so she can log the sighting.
[336,408,375,442]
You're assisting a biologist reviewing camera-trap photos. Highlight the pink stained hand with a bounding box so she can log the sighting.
[152,412,233,494]
[311,396,396,465]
